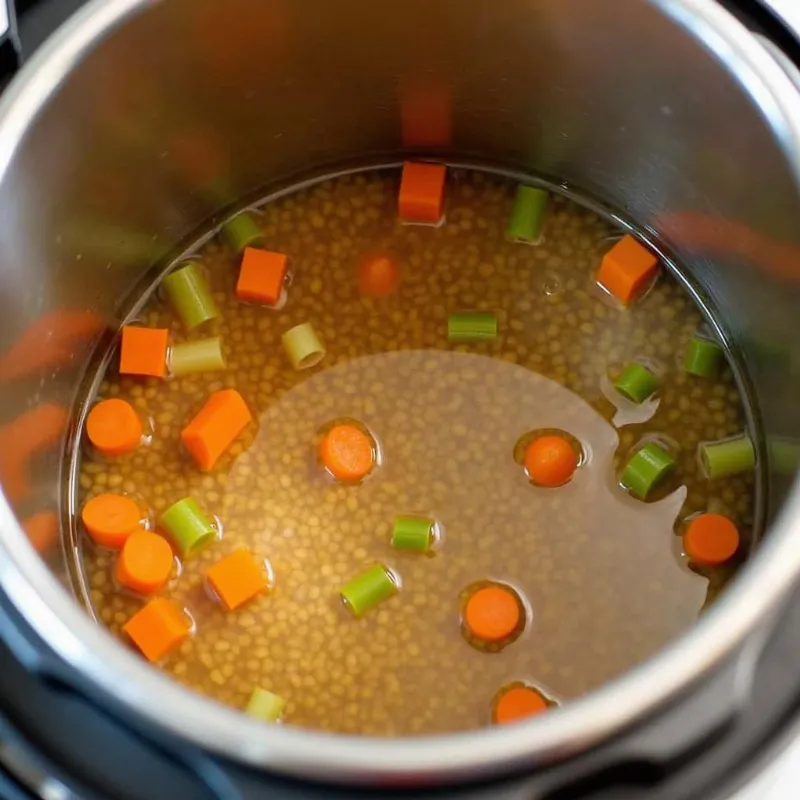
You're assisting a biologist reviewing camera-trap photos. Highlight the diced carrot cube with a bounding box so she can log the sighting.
[206,549,268,610]
[120,326,169,378]
[595,235,659,306]
[123,598,190,662]
[181,389,252,471]
[398,162,446,224]
[236,247,288,305]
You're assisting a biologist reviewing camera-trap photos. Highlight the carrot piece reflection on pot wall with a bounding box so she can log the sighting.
[192,0,287,81]
[22,511,59,555]
[0,310,107,382]
[401,78,452,149]
[0,404,69,504]
[656,211,800,283]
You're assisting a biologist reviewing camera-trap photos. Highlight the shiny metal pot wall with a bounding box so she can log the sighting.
[1,0,800,789]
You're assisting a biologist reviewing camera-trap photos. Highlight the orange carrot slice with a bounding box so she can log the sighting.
[319,424,375,482]
[596,234,659,305]
[116,531,174,594]
[524,435,579,488]
[236,247,288,305]
[357,254,401,298]
[683,513,739,566]
[181,389,252,471]
[86,398,143,456]
[22,511,59,554]
[493,686,548,724]
[123,597,190,662]
[81,493,143,549]
[205,549,269,610]
[464,585,521,642]
[119,326,169,378]
[398,162,446,224]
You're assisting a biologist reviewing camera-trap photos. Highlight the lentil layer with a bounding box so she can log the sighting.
[75,168,755,735]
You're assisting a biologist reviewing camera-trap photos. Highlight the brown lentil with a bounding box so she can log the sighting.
[73,168,755,736]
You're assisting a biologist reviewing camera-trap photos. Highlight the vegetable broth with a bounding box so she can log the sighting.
[74,168,756,735]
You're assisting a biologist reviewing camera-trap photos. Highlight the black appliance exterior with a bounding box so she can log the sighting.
[0,0,19,85]
[0,1,799,798]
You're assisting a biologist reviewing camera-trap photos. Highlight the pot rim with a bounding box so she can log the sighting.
[2,0,800,785]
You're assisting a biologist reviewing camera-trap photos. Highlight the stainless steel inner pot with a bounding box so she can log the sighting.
[1,0,800,793]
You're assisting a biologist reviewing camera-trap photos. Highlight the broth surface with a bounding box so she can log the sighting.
[76,168,755,735]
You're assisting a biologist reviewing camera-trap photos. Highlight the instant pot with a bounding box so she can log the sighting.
[2,0,800,797]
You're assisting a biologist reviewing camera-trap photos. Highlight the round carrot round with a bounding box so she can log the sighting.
[357,254,401,298]
[86,398,142,456]
[524,434,578,487]
[320,424,375,482]
[683,513,739,566]
[82,493,143,549]
[464,585,521,642]
[116,530,174,594]
[493,685,548,725]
